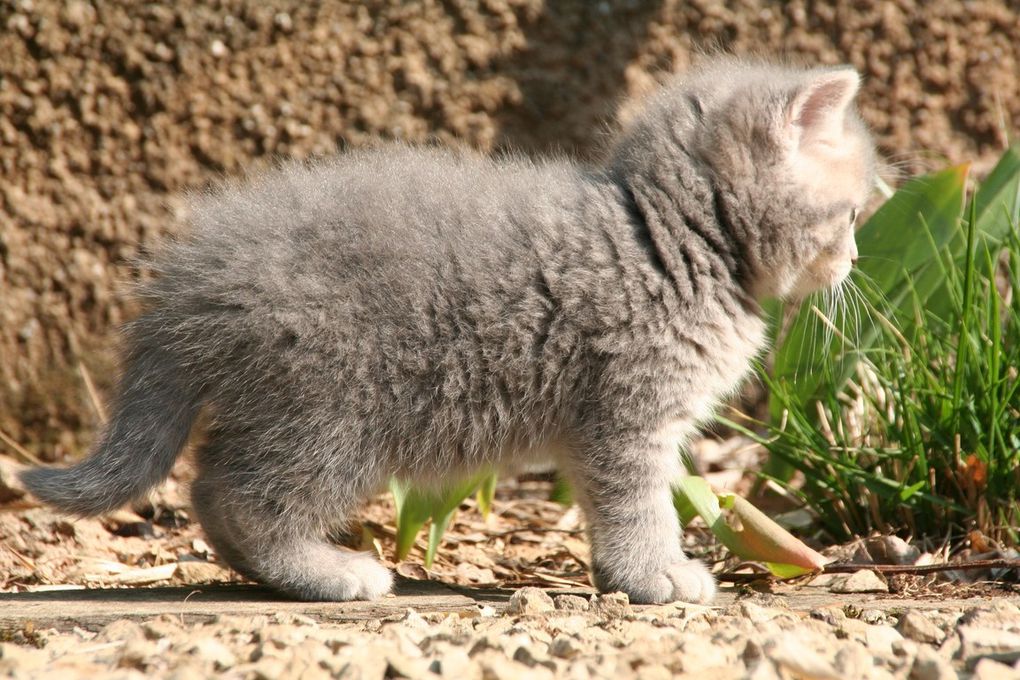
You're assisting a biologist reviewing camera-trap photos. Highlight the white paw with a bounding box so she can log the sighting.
[661,560,716,604]
[283,549,394,601]
[611,560,717,605]
[337,551,394,600]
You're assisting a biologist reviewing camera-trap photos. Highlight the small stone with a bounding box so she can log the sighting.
[972,658,1020,680]
[513,644,556,671]
[549,634,583,660]
[739,601,783,624]
[865,535,921,565]
[271,612,317,627]
[143,615,185,641]
[118,638,159,670]
[746,659,783,680]
[810,607,847,626]
[166,661,213,680]
[865,624,904,656]
[635,663,673,680]
[861,608,891,625]
[546,615,590,637]
[831,569,889,593]
[679,642,738,673]
[248,656,287,680]
[176,560,230,584]
[506,587,555,616]
[96,618,146,643]
[961,602,1020,630]
[893,638,919,659]
[910,645,958,680]
[767,639,841,680]
[273,12,293,32]
[386,653,432,678]
[399,608,431,633]
[188,638,238,670]
[428,647,476,679]
[554,595,589,612]
[960,626,1020,667]
[589,592,631,619]
[477,651,552,680]
[0,642,47,675]
[833,644,872,678]
[898,611,946,645]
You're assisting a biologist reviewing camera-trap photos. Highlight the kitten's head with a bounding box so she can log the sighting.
[615,57,876,302]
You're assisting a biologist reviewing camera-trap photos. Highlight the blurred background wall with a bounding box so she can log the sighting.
[1,0,1017,459]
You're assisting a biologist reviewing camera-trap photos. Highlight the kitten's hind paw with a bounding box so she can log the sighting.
[612,560,717,605]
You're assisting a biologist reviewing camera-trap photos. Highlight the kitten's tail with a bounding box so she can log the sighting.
[20,344,201,516]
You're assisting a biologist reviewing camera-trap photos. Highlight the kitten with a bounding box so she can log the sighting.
[22,57,875,604]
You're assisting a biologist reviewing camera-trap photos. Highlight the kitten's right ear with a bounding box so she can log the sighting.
[785,68,860,147]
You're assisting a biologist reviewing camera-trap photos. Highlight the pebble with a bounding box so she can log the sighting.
[865,624,904,656]
[971,658,1020,680]
[959,626,1020,667]
[831,569,889,593]
[898,611,947,645]
[187,638,238,670]
[0,642,47,675]
[505,587,555,616]
[175,559,231,584]
[589,591,631,619]
[95,619,145,643]
[768,638,842,679]
[910,645,959,680]
[554,594,590,612]
[549,634,583,659]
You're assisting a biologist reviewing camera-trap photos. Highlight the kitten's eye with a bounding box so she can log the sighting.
[850,208,858,226]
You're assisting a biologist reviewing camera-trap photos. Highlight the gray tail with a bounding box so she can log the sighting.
[21,345,201,516]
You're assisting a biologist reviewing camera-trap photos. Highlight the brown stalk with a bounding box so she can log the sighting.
[0,428,42,465]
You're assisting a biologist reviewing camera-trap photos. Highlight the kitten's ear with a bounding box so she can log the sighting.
[786,68,860,146]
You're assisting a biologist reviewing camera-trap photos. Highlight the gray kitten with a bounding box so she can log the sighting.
[23,57,875,604]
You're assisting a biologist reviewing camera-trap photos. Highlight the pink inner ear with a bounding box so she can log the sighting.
[790,70,860,140]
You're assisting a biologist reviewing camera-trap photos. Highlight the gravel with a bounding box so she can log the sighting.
[3,595,1020,679]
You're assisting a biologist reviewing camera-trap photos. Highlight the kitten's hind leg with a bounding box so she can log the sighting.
[190,471,392,601]
[191,474,260,582]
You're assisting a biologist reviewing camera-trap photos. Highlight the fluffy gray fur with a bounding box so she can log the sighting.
[22,57,875,604]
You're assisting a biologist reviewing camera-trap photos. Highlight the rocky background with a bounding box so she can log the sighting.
[2,0,1019,459]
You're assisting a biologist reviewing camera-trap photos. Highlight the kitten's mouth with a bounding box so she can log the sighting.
[789,261,852,300]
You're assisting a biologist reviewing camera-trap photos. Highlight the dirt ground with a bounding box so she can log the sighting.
[3,453,1020,679]
[3,0,1020,458]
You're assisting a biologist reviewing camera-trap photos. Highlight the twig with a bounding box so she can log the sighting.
[79,363,108,424]
[0,428,41,465]
[715,559,1020,583]
[488,527,585,537]
[3,543,37,571]
[822,559,1020,575]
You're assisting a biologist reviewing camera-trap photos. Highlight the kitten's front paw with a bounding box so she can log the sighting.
[608,560,717,605]
[282,550,394,601]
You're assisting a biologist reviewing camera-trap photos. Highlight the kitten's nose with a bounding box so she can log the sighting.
[850,255,859,266]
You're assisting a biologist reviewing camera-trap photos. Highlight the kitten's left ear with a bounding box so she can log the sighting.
[786,68,860,147]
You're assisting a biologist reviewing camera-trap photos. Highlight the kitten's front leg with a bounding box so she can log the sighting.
[568,434,716,604]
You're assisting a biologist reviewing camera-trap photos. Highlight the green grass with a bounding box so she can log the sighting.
[730,147,1020,545]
